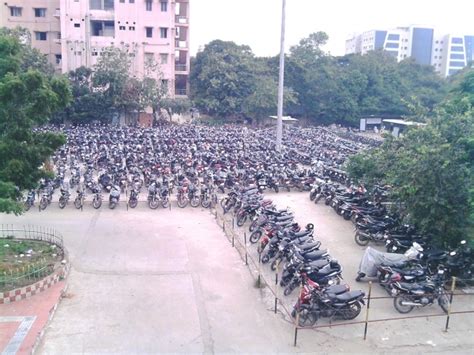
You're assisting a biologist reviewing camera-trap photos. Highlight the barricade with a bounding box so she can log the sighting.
[209,202,474,347]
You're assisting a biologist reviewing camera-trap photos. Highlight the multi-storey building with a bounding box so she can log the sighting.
[1,0,62,72]
[346,25,474,77]
[1,0,190,97]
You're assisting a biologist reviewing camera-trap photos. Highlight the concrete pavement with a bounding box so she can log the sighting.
[0,195,473,353]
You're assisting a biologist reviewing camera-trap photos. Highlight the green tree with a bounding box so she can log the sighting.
[0,35,71,214]
[347,72,473,247]
[190,40,256,118]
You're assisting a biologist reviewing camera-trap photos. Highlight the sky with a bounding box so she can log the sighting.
[190,0,474,57]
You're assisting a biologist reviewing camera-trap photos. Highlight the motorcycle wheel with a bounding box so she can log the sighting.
[59,198,66,209]
[274,185,279,193]
[249,220,258,233]
[298,308,318,327]
[324,198,331,206]
[148,199,159,209]
[109,201,117,210]
[355,232,370,246]
[270,259,280,271]
[223,199,233,214]
[190,196,201,208]
[393,294,415,314]
[249,230,262,244]
[286,186,291,192]
[220,197,228,209]
[261,254,270,264]
[309,191,317,201]
[74,198,82,209]
[24,202,31,211]
[129,199,138,209]
[236,213,247,227]
[438,290,450,314]
[177,196,188,208]
[162,199,170,209]
[284,284,296,296]
[39,198,48,211]
[93,198,102,209]
[343,212,351,220]
[201,198,211,208]
[340,301,362,320]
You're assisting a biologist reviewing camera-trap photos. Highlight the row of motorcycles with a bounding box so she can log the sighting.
[307,162,473,316]
[220,186,366,327]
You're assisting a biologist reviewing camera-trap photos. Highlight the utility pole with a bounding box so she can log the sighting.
[276,0,286,152]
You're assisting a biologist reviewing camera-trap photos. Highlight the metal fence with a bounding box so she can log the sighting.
[0,224,66,291]
[209,202,474,347]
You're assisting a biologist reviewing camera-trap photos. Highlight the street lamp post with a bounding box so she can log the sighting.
[276,0,286,152]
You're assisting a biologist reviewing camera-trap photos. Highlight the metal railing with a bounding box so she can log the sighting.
[0,224,66,291]
[175,63,187,72]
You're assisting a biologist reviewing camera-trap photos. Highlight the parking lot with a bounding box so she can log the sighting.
[1,193,473,353]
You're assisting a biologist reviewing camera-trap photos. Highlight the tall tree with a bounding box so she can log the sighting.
[190,40,256,118]
[0,34,71,214]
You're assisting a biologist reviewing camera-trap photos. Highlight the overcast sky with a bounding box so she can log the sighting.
[190,0,474,57]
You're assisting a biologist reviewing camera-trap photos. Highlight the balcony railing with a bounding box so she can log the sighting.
[54,9,60,17]
[175,15,188,24]
[175,40,188,49]
[175,63,187,72]
[175,89,187,96]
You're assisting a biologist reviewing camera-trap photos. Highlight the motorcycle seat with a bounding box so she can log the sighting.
[324,284,349,296]
[297,241,320,251]
[302,249,327,260]
[305,259,329,269]
[274,215,294,222]
[334,290,364,302]
[292,230,311,238]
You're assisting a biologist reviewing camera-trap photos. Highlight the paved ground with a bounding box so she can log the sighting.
[0,194,473,354]
[0,282,65,355]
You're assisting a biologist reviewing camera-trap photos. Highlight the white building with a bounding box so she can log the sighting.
[346,25,474,77]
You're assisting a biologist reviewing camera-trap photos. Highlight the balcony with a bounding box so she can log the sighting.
[175,15,188,25]
[175,63,187,72]
[175,40,188,49]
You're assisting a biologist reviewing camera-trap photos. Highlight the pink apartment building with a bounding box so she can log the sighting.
[1,0,190,97]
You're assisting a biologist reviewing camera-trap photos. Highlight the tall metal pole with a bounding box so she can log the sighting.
[276,0,286,152]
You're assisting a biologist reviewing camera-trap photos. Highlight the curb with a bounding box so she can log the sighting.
[31,280,69,355]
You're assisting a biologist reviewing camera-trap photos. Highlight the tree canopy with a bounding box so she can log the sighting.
[347,70,474,247]
[190,32,449,125]
[0,33,71,214]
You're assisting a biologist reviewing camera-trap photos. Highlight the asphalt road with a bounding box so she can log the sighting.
[1,193,473,354]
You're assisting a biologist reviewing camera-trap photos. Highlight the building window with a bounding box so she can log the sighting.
[120,0,125,2]
[9,6,22,17]
[129,0,135,3]
[385,42,399,49]
[119,26,126,30]
[160,27,168,39]
[90,0,114,10]
[55,54,62,64]
[91,20,115,36]
[160,53,168,64]
[35,32,47,41]
[144,52,154,63]
[146,27,153,38]
[160,1,168,12]
[129,26,135,31]
[387,34,400,41]
[449,61,465,68]
[452,38,463,44]
[146,0,152,11]
[34,8,47,17]
[74,23,80,28]
[450,53,465,60]
[92,51,98,56]
[450,46,463,52]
